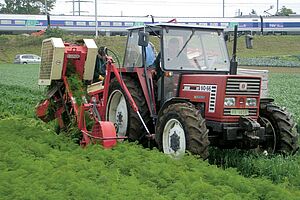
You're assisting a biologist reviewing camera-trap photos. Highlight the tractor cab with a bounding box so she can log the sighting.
[115,23,298,157]
[124,24,231,105]
[124,23,230,72]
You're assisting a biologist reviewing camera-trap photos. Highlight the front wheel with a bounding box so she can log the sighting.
[258,103,299,155]
[155,102,210,159]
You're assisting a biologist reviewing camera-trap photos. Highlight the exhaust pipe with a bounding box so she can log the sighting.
[230,25,238,75]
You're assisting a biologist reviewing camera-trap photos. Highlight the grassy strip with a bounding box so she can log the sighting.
[0,35,126,64]
[227,35,300,58]
[1,34,300,65]
[1,116,300,199]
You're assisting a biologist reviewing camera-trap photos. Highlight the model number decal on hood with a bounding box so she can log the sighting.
[183,84,215,92]
[183,84,217,113]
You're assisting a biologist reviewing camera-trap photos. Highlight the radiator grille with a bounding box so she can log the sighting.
[39,40,54,80]
[226,78,261,96]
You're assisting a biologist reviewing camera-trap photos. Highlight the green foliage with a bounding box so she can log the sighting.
[66,73,87,106]
[225,35,300,67]
[94,36,127,65]
[0,0,56,14]
[0,35,127,64]
[0,35,44,63]
[1,43,300,198]
[1,33,300,67]
[2,34,300,66]
[0,64,44,117]
[277,6,296,16]
[1,117,300,199]
[227,35,300,58]
[209,148,300,186]
[238,56,300,67]
[268,73,300,128]
[45,27,65,38]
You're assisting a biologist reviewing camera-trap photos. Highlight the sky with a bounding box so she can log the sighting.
[51,0,300,17]
[1,0,300,17]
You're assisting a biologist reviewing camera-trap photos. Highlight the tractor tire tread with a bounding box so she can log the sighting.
[260,103,299,155]
[155,102,210,159]
[108,77,150,141]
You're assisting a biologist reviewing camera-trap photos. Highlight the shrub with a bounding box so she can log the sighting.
[45,27,65,38]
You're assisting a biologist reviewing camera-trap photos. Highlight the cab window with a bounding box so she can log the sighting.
[162,28,230,72]
[123,31,142,68]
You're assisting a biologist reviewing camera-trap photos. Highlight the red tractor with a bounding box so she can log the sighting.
[36,23,299,159]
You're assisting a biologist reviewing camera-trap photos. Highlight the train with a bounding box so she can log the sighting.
[0,14,300,35]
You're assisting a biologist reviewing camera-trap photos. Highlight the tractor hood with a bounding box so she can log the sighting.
[178,74,262,120]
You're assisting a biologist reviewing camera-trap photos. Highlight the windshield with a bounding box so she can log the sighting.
[162,28,230,72]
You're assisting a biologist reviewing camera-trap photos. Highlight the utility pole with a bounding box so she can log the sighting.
[276,0,279,15]
[223,0,225,17]
[45,0,50,29]
[78,0,81,16]
[95,0,98,37]
[45,0,47,13]
[67,0,92,15]
[73,0,75,15]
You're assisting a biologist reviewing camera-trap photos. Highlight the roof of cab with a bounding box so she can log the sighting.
[127,23,224,31]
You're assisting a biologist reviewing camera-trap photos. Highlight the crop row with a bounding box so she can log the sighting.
[1,64,300,198]
[238,57,300,67]
[1,117,300,199]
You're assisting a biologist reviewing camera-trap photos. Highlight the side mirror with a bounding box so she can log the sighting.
[138,31,149,47]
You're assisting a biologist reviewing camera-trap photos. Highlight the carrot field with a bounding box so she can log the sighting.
[0,64,300,199]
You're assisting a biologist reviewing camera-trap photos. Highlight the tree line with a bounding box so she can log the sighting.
[0,0,55,14]
[249,6,296,16]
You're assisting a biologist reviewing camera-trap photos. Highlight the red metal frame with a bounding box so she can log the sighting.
[35,99,51,122]
[36,44,134,149]
[98,65,157,120]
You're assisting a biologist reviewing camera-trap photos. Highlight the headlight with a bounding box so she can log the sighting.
[246,98,257,106]
[224,97,235,106]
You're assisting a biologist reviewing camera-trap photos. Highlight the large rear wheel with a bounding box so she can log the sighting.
[258,103,299,155]
[155,102,210,159]
[106,77,150,141]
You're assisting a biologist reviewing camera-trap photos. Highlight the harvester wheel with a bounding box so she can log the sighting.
[155,102,210,159]
[106,77,150,141]
[258,103,299,155]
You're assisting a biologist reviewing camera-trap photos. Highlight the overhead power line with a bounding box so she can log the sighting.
[66,0,92,15]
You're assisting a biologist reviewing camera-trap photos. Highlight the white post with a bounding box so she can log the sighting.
[73,0,75,15]
[223,0,225,17]
[45,0,47,13]
[95,0,98,37]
